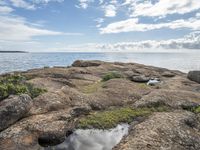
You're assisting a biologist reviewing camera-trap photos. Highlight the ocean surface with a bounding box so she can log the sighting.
[0,51,200,74]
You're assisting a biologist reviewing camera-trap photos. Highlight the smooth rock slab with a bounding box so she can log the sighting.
[0,94,32,131]
[188,71,200,84]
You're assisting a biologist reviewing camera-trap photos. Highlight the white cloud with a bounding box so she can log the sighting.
[61,31,200,52]
[32,0,64,3]
[123,0,200,17]
[94,18,104,28]
[9,0,35,10]
[196,13,200,18]
[103,4,117,17]
[0,6,13,14]
[1,31,199,52]
[0,15,82,41]
[101,0,118,17]
[100,17,200,34]
[0,0,64,10]
[76,0,94,9]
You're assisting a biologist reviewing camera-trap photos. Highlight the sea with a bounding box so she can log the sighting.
[0,51,200,74]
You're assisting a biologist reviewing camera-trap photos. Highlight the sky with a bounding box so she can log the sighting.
[0,0,199,52]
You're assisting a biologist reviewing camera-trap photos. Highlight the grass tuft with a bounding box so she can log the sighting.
[77,106,167,129]
[102,72,123,82]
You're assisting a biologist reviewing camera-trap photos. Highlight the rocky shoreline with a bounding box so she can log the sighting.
[0,60,200,150]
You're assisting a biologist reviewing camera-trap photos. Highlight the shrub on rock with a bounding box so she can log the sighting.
[102,72,123,81]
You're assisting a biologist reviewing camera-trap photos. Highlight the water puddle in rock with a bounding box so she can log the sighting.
[43,124,129,150]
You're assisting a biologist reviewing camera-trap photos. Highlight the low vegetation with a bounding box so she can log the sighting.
[0,75,47,101]
[194,106,200,113]
[77,106,168,129]
[102,72,123,81]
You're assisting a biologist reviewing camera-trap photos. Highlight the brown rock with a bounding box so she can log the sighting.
[188,71,200,84]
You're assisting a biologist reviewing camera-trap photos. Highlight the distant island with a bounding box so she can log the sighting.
[0,51,27,53]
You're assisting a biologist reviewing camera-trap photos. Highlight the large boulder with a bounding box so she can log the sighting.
[0,94,32,131]
[188,71,200,84]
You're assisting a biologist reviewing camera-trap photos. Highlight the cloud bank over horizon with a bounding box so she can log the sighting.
[0,0,199,52]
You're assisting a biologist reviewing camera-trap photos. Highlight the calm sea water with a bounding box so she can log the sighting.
[0,52,200,74]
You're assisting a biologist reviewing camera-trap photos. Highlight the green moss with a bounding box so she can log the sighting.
[102,72,123,82]
[0,75,47,100]
[194,106,200,113]
[77,107,167,129]
[0,85,9,100]
[181,105,200,113]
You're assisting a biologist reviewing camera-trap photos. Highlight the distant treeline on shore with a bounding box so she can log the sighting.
[0,51,27,53]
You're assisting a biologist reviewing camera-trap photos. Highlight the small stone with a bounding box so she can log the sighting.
[131,75,150,83]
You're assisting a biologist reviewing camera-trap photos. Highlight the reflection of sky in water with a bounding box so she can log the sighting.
[0,51,200,74]
[44,124,129,150]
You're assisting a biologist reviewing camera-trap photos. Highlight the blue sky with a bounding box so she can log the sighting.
[0,0,199,52]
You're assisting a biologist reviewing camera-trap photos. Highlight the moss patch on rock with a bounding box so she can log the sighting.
[77,107,168,129]
[194,106,200,113]
[190,106,200,113]
[102,72,123,82]
[0,75,47,101]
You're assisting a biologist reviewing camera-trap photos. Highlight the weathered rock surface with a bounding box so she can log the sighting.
[0,60,200,150]
[0,94,32,131]
[134,89,200,109]
[188,71,200,84]
[114,111,200,150]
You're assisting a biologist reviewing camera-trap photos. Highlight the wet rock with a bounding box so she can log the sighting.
[131,75,150,83]
[188,71,200,84]
[38,133,65,147]
[0,94,32,131]
[72,60,102,67]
